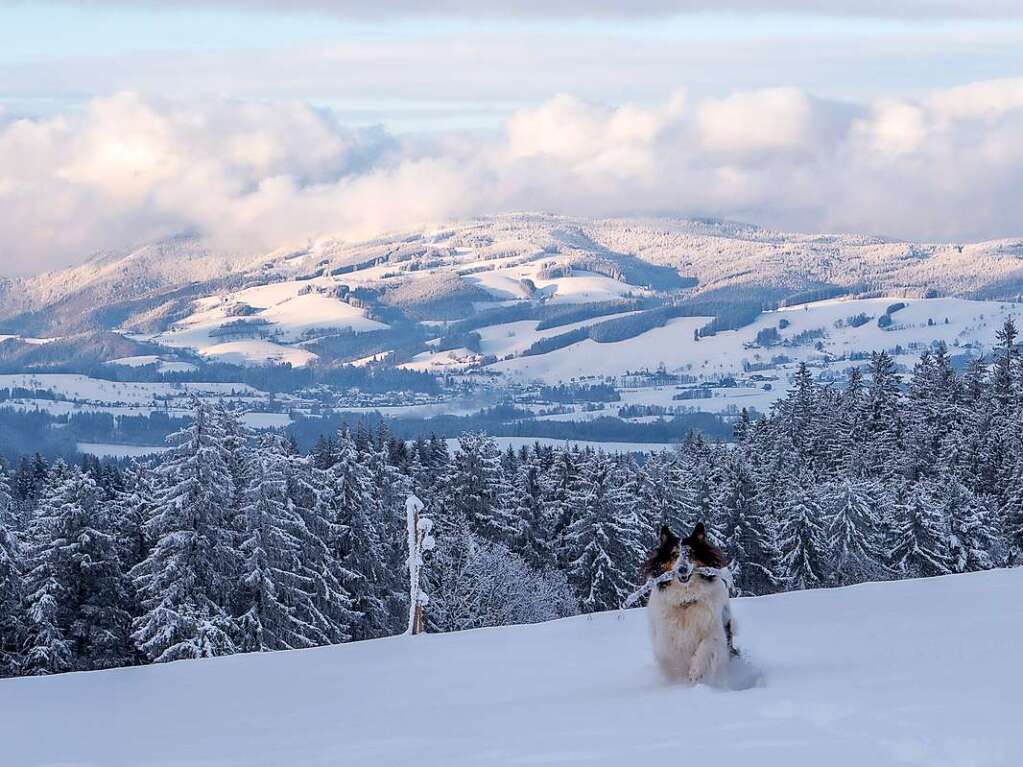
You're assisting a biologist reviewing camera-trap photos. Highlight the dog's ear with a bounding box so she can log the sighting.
[690,521,706,543]
[659,525,676,545]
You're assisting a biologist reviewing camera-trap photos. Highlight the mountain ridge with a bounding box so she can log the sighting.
[2,213,1022,369]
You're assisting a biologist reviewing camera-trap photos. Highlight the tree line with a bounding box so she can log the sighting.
[2,321,1023,677]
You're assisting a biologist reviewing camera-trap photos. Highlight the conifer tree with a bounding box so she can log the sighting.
[22,465,132,672]
[131,403,240,663]
[235,437,332,651]
[508,456,554,569]
[777,474,830,591]
[326,429,387,640]
[540,447,579,554]
[715,458,780,596]
[991,317,1018,412]
[561,452,645,612]
[862,350,903,480]
[938,478,998,573]
[824,480,887,586]
[0,469,25,676]
[446,432,517,545]
[108,463,159,576]
[999,457,1023,566]
[285,452,359,644]
[889,481,952,578]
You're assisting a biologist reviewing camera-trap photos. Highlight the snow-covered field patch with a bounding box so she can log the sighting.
[491,297,1018,384]
[444,436,683,454]
[76,442,172,458]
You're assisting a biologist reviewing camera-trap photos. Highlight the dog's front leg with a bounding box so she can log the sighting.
[688,638,722,685]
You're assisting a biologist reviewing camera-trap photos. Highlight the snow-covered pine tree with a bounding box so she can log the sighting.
[216,403,253,529]
[508,454,555,569]
[1003,467,1023,566]
[672,435,727,544]
[327,429,389,640]
[715,457,781,596]
[991,317,1018,413]
[823,480,887,586]
[311,434,338,470]
[0,468,26,676]
[889,480,953,578]
[131,402,240,663]
[20,571,70,675]
[235,436,331,652]
[284,451,359,644]
[108,462,159,576]
[561,452,645,612]
[445,432,517,545]
[618,455,658,544]
[834,365,869,475]
[937,477,999,573]
[637,451,674,531]
[902,346,963,482]
[771,362,836,475]
[22,464,132,672]
[777,472,830,591]
[638,449,695,539]
[861,350,903,481]
[540,446,579,557]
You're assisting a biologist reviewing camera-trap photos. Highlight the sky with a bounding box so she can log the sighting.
[1,1,1022,274]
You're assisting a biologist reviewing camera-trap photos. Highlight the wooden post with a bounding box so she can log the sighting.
[405,494,432,635]
[411,504,425,635]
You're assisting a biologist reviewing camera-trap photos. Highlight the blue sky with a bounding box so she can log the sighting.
[3,2,1022,130]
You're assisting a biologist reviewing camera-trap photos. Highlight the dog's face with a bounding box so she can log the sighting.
[643,522,728,606]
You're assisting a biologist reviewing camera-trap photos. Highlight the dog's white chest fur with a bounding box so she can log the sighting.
[647,576,730,684]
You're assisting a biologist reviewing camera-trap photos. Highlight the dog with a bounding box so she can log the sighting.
[642,522,736,684]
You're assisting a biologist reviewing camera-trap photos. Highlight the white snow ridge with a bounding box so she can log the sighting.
[2,568,1020,766]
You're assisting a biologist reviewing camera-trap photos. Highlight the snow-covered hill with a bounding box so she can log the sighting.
[2,214,1023,368]
[3,569,1020,766]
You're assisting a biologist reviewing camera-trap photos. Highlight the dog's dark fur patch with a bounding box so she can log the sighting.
[725,617,739,657]
[641,525,681,580]
[681,522,729,569]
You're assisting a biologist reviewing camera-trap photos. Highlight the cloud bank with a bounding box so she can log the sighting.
[27,1,1023,19]
[2,80,1023,274]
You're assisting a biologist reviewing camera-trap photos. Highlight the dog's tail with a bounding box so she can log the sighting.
[723,604,740,657]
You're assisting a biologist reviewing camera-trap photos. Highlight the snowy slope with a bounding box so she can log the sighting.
[3,569,1020,767]
[490,296,1016,384]
[4,213,1023,368]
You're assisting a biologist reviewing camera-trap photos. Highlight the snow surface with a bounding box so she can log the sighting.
[4,569,1019,766]
[0,374,263,405]
[107,356,198,373]
[492,297,1016,384]
[443,436,683,454]
[76,442,172,458]
[149,280,386,366]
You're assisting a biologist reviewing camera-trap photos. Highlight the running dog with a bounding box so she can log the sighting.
[642,522,735,684]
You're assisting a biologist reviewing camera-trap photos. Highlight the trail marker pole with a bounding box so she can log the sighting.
[405,494,434,635]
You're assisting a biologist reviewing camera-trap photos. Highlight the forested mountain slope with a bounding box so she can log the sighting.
[1,215,1021,368]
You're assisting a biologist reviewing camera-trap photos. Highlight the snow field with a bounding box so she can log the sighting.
[492,297,1018,384]
[151,279,387,366]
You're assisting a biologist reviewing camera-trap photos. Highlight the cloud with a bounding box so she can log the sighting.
[24,1,1023,19]
[1,81,1023,274]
